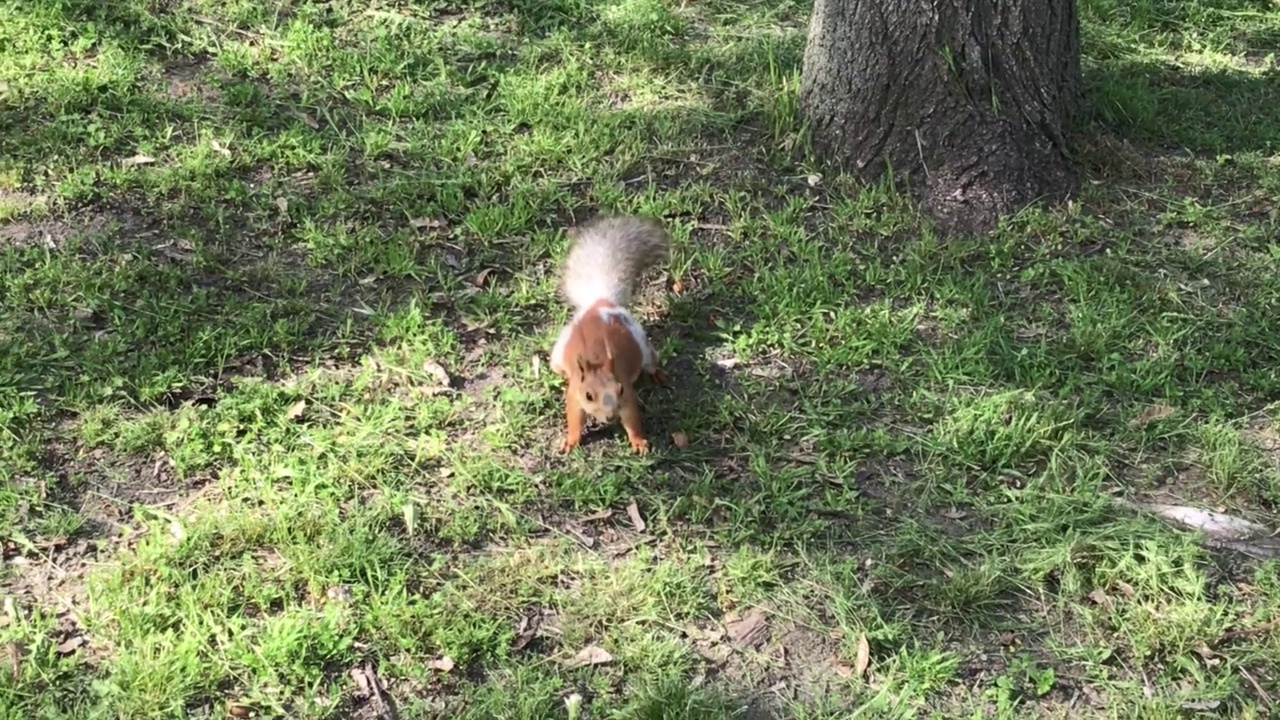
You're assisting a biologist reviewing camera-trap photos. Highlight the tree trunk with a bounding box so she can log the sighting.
[800,0,1084,235]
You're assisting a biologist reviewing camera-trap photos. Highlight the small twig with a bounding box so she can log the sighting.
[1218,617,1280,643]
[1238,666,1273,708]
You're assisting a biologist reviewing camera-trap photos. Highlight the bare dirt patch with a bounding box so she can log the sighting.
[4,443,208,610]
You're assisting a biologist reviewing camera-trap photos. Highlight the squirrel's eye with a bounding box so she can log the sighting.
[585,392,595,402]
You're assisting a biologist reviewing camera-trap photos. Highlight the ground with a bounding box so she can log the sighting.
[1,0,1279,718]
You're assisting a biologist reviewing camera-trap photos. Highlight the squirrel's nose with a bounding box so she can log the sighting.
[600,393,617,411]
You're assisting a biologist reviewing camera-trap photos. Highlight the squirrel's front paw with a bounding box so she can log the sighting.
[629,436,650,454]
[649,368,669,386]
[558,436,580,454]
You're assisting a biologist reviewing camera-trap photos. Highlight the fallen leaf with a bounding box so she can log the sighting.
[564,692,584,720]
[1180,700,1221,711]
[580,509,614,522]
[463,152,478,167]
[1130,404,1176,428]
[1088,588,1110,606]
[1193,643,1217,660]
[565,644,613,668]
[210,139,231,157]
[511,613,541,652]
[806,173,821,186]
[683,623,726,644]
[429,655,455,672]
[411,217,447,230]
[1116,580,1137,597]
[298,112,320,129]
[562,523,595,548]
[853,633,871,676]
[350,666,374,696]
[422,360,451,388]
[284,399,308,421]
[941,508,967,520]
[725,608,769,649]
[54,635,85,655]
[834,659,854,677]
[672,431,690,448]
[403,502,418,537]
[121,153,155,167]
[227,702,253,718]
[473,268,495,287]
[672,279,685,294]
[1126,501,1272,541]
[6,642,20,678]
[626,500,646,533]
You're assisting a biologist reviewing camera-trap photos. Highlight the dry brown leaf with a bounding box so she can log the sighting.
[429,655,455,672]
[565,644,613,668]
[121,153,155,167]
[54,635,85,655]
[1129,404,1175,428]
[227,702,253,718]
[580,509,614,522]
[683,623,725,644]
[1116,580,1137,597]
[671,279,685,294]
[834,659,854,678]
[941,508,967,520]
[1088,588,1110,606]
[473,268,495,287]
[672,431,690,448]
[626,500,646,533]
[422,360,451,388]
[350,666,374,696]
[725,608,769,649]
[411,217,447,230]
[562,523,595,548]
[298,112,320,129]
[853,634,871,676]
[511,613,541,652]
[284,399,308,421]
[693,641,732,664]
[275,197,288,213]
[6,642,20,679]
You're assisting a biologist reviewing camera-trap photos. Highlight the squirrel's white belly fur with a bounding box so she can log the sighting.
[550,305,656,376]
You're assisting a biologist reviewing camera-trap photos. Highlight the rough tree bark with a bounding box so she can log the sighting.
[800,0,1084,235]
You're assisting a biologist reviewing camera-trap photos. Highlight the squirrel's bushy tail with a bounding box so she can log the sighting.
[561,215,669,310]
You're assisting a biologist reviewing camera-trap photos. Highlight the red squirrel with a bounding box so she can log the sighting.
[549,215,670,454]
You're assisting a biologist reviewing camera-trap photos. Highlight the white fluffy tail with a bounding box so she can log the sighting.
[561,215,669,310]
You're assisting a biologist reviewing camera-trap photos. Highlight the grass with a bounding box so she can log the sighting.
[1,0,1279,717]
